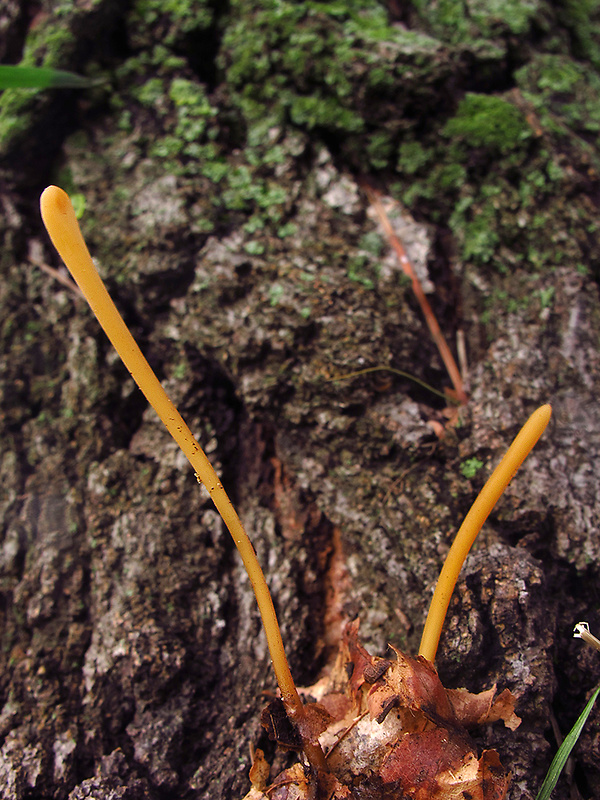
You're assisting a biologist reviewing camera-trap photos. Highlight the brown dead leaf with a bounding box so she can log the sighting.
[488,688,522,731]
[369,647,456,725]
[447,686,521,731]
[380,727,476,798]
[250,621,516,800]
[243,763,351,800]
[249,748,270,792]
[341,618,379,697]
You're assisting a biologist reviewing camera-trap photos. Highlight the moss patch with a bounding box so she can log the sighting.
[219,0,451,169]
[409,0,542,45]
[442,93,531,154]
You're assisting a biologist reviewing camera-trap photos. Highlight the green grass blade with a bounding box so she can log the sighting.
[535,684,600,800]
[0,65,96,89]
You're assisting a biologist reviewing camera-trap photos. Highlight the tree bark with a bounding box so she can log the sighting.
[1,2,600,798]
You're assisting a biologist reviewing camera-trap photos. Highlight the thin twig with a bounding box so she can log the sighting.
[31,255,85,301]
[366,188,468,405]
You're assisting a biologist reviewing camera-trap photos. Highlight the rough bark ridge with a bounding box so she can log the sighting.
[1,1,600,798]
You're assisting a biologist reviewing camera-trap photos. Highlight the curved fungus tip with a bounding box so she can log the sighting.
[419,403,551,663]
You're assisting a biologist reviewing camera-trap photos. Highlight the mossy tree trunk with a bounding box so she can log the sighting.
[1,1,600,798]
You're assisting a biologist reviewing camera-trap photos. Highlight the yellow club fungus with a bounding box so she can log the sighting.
[40,185,327,774]
[419,403,552,663]
[41,184,550,776]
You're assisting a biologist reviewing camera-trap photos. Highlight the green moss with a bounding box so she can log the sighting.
[471,0,539,35]
[201,159,229,183]
[245,240,266,255]
[0,91,37,152]
[411,0,541,44]
[169,78,209,108]
[397,140,432,175]
[21,22,76,65]
[452,204,500,265]
[290,94,364,132]
[168,78,217,144]
[220,0,446,167]
[538,286,555,309]
[358,232,384,257]
[277,222,298,238]
[557,0,600,66]
[222,165,254,211]
[390,65,600,276]
[438,162,468,191]
[460,457,484,479]
[243,216,265,234]
[137,78,166,108]
[0,19,77,155]
[268,283,285,306]
[115,48,222,174]
[442,93,531,154]
[347,254,378,289]
[367,131,395,169]
[172,362,188,380]
[128,0,213,49]
[221,163,290,225]
[516,54,600,145]
[536,58,582,93]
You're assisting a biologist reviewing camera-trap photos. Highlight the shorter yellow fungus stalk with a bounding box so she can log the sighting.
[40,186,327,774]
[419,403,552,662]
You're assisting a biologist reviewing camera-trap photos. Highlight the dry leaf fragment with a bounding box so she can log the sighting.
[380,728,486,799]
[261,697,334,751]
[249,748,270,792]
[383,742,509,800]
[368,647,456,724]
[447,686,521,731]
[261,698,304,751]
[249,622,516,800]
